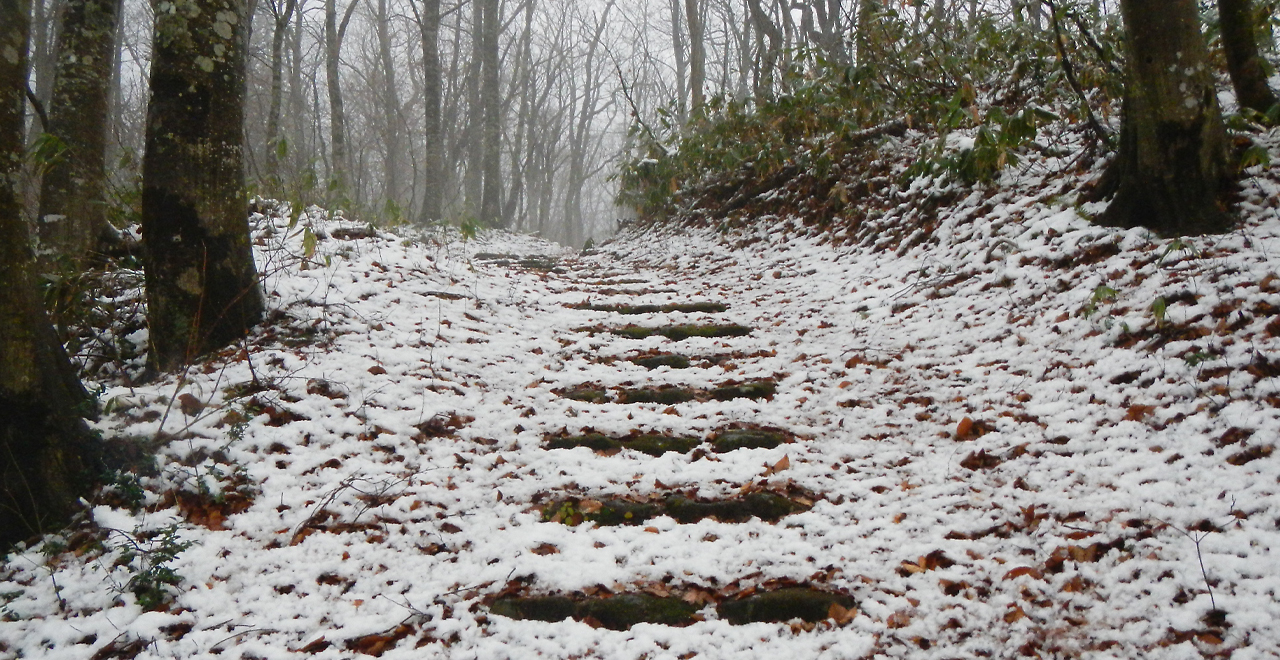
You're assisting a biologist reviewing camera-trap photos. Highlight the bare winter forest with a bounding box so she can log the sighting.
[6,1,1280,658]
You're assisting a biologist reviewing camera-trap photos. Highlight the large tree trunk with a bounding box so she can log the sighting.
[141,0,264,372]
[1098,0,1233,236]
[1,0,100,552]
[1219,0,1278,116]
[416,0,443,225]
[36,0,124,273]
[478,0,502,227]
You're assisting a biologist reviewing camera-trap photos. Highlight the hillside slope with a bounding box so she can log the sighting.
[3,125,1280,657]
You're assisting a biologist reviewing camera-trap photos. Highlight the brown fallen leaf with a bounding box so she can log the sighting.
[1002,566,1043,581]
[578,499,603,514]
[828,602,857,624]
[955,416,975,439]
[762,454,791,476]
[530,543,559,556]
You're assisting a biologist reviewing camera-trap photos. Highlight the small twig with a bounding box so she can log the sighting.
[24,83,49,132]
[1044,0,1112,150]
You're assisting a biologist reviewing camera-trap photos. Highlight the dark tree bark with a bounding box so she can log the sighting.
[375,0,403,210]
[1098,0,1234,236]
[264,0,297,189]
[685,0,705,115]
[1,0,100,552]
[36,0,123,273]
[1220,0,1278,115]
[324,0,357,197]
[414,0,443,225]
[141,0,264,372]
[478,0,502,227]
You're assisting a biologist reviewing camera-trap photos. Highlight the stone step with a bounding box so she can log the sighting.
[611,323,752,341]
[490,587,855,630]
[558,379,776,404]
[540,492,809,526]
[571,302,729,315]
[545,427,791,455]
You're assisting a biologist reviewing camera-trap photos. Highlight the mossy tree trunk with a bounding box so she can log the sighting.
[1,0,101,551]
[35,0,124,273]
[414,0,442,225]
[478,0,502,227]
[141,0,264,372]
[1219,0,1278,116]
[1098,0,1234,236]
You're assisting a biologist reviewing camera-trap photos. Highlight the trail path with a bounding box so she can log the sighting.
[4,206,1280,659]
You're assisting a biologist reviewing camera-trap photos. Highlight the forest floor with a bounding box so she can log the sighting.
[6,137,1280,658]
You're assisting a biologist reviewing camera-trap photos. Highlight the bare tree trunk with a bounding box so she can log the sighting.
[747,0,781,99]
[685,0,705,115]
[479,0,502,226]
[36,0,124,272]
[670,0,687,123]
[1098,0,1233,235]
[415,0,443,224]
[464,0,483,215]
[142,0,264,371]
[1,0,100,552]
[376,0,402,211]
[264,0,297,189]
[1220,0,1278,115]
[324,0,357,199]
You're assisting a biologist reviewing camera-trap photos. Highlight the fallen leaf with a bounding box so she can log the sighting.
[1001,566,1042,581]
[955,416,975,439]
[531,543,559,556]
[578,499,603,514]
[828,602,857,624]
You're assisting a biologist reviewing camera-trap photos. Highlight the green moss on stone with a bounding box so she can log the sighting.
[575,302,729,315]
[716,588,856,624]
[546,434,621,452]
[710,380,776,401]
[662,492,804,524]
[612,324,752,341]
[710,429,787,453]
[490,594,697,630]
[490,596,577,622]
[580,594,698,629]
[630,354,692,370]
[561,386,610,403]
[625,434,700,456]
[617,387,698,405]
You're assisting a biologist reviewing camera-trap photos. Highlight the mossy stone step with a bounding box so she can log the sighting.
[616,386,699,405]
[612,324,752,341]
[561,386,610,404]
[546,427,791,455]
[542,492,806,526]
[630,354,693,370]
[546,433,701,456]
[559,380,776,405]
[490,594,698,630]
[573,302,729,315]
[716,588,856,625]
[473,253,563,272]
[710,381,776,401]
[710,429,788,453]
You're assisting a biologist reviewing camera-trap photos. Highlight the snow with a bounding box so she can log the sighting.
[5,153,1280,658]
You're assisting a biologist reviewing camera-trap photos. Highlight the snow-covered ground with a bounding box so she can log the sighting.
[3,177,1280,658]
